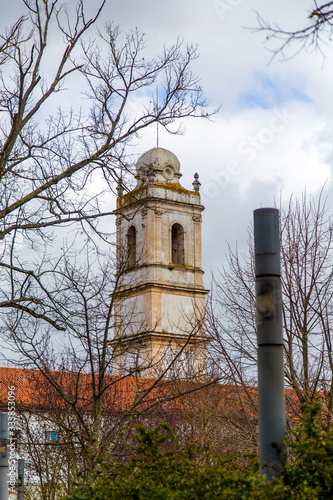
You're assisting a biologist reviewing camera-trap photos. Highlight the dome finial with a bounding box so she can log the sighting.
[192,173,200,192]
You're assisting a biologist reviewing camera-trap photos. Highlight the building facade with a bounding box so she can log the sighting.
[112,147,209,378]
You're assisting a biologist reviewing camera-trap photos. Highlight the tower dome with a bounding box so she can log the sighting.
[136,147,181,184]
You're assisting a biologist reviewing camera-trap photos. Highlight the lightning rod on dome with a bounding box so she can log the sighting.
[156,86,159,148]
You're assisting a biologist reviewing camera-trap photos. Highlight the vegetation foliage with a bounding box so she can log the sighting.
[63,404,333,500]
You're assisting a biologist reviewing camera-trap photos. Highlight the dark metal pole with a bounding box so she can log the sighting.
[254,208,286,481]
[0,413,9,500]
[17,459,24,500]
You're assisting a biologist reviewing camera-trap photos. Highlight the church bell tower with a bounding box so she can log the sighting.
[113,147,209,378]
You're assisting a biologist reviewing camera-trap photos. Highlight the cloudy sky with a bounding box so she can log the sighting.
[3,1,333,280]
[99,0,333,278]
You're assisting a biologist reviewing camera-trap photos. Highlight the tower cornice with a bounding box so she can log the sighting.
[115,280,210,299]
[116,182,203,211]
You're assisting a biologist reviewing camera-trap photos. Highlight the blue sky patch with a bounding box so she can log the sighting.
[239,72,312,109]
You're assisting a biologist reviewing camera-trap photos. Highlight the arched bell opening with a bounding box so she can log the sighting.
[127,226,137,267]
[171,223,185,265]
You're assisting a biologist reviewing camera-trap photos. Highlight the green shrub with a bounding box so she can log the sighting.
[64,407,333,500]
[281,403,333,499]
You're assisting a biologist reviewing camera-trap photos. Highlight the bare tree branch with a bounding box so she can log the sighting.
[254,2,333,60]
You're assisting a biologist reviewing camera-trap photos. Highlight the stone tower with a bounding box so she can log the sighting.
[112,147,209,378]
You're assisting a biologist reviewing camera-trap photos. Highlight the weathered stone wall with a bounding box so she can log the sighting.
[112,148,209,377]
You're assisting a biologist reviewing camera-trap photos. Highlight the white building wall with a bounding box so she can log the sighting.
[161,294,195,334]
[120,295,144,336]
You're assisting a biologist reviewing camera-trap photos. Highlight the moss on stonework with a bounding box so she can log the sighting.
[117,183,147,208]
[117,182,199,209]
[156,181,195,195]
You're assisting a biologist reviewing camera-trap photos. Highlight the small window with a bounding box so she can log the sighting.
[45,431,58,442]
[127,226,136,267]
[171,223,184,265]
